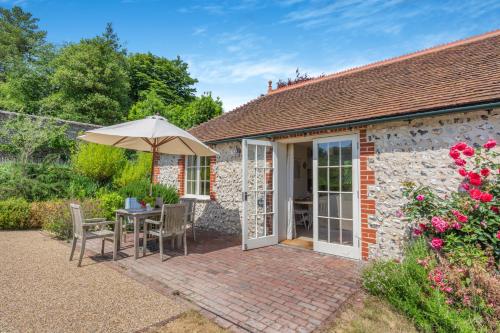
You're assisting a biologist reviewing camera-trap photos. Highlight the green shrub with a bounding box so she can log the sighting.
[97,191,124,220]
[35,199,105,239]
[363,239,483,332]
[117,179,178,204]
[71,142,126,183]
[0,198,31,229]
[114,152,152,187]
[68,174,101,199]
[0,162,73,201]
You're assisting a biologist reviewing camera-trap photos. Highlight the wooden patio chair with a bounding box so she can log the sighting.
[180,198,197,240]
[143,204,188,261]
[69,203,117,267]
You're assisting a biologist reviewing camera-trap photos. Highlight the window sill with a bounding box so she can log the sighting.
[182,194,211,201]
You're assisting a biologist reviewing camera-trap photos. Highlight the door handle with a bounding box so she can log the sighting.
[242,192,248,201]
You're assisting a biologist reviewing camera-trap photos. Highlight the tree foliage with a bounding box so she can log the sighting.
[128,52,197,106]
[41,25,130,125]
[71,142,126,183]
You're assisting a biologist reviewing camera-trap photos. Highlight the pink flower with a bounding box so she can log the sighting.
[491,206,499,214]
[413,228,423,236]
[463,146,475,156]
[443,286,453,293]
[497,230,500,240]
[446,298,453,305]
[453,142,468,151]
[461,183,470,191]
[454,158,466,166]
[452,222,462,230]
[480,168,490,177]
[469,172,482,186]
[483,139,496,149]
[431,216,449,233]
[458,168,468,177]
[480,192,493,203]
[416,194,425,201]
[469,189,482,200]
[449,149,460,159]
[456,214,468,223]
[431,237,444,250]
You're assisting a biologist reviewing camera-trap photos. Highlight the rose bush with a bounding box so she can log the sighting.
[398,138,499,331]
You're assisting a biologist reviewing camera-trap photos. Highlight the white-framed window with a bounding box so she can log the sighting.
[185,155,211,199]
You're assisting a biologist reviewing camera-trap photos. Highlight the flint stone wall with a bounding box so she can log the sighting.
[158,141,243,234]
[366,108,500,259]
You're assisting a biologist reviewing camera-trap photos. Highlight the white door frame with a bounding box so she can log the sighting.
[242,139,278,250]
[312,134,361,259]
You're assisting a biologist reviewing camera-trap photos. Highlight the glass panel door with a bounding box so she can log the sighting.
[313,135,360,259]
[242,139,278,250]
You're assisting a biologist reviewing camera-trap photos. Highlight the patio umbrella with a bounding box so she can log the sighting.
[78,115,217,194]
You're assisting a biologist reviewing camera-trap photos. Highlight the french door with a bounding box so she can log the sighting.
[313,135,360,259]
[242,139,278,250]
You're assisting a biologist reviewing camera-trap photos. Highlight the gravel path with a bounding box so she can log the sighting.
[0,231,186,333]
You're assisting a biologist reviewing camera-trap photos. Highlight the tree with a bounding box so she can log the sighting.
[164,92,223,129]
[41,24,130,125]
[128,90,169,121]
[0,6,48,79]
[128,53,197,106]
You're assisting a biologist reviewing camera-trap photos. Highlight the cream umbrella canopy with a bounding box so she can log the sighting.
[78,115,217,194]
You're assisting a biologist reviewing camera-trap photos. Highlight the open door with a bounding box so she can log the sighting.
[242,139,278,250]
[313,135,360,259]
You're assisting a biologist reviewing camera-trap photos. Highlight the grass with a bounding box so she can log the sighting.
[151,310,229,333]
[322,294,417,333]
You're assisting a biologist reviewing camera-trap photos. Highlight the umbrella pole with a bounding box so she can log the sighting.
[150,141,156,197]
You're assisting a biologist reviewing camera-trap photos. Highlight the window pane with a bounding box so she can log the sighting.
[340,141,352,166]
[341,193,353,219]
[330,219,340,244]
[318,143,328,166]
[186,155,195,167]
[265,213,273,236]
[329,193,340,218]
[257,145,265,168]
[318,193,328,217]
[329,167,340,191]
[318,218,328,241]
[318,168,328,191]
[341,219,353,245]
[329,142,340,166]
[341,167,352,192]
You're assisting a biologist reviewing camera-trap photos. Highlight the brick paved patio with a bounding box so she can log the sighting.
[85,231,362,333]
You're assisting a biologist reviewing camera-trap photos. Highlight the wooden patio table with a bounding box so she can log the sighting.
[115,208,162,260]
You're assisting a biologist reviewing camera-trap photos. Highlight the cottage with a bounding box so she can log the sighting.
[155,30,500,260]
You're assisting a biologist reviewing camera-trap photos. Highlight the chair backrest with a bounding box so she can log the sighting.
[179,198,196,222]
[69,203,85,238]
[160,204,187,235]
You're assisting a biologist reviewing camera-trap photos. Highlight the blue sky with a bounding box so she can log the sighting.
[2,0,500,111]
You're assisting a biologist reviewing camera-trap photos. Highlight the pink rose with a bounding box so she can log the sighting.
[457,214,468,223]
[413,228,423,236]
[483,139,496,149]
[449,149,460,159]
[480,168,490,177]
[480,192,493,203]
[454,158,466,166]
[443,286,453,293]
[468,172,482,186]
[431,216,448,233]
[497,230,500,240]
[453,142,468,151]
[461,183,470,191]
[431,237,444,250]
[458,168,468,177]
[452,222,462,229]
[416,194,425,201]
[469,189,482,200]
[462,146,475,156]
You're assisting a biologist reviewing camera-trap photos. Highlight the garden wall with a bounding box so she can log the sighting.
[366,107,500,259]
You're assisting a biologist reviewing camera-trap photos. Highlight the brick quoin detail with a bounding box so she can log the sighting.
[209,156,217,200]
[152,153,160,184]
[177,157,185,197]
[359,128,376,260]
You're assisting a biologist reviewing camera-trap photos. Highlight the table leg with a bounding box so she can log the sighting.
[113,215,119,261]
[134,216,139,259]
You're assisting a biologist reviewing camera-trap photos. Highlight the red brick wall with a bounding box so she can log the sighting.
[359,128,377,260]
[177,157,185,197]
[209,156,216,200]
[152,152,160,184]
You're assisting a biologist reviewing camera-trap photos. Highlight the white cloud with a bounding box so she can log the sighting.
[192,27,207,36]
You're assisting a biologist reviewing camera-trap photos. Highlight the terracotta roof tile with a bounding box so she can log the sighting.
[190,30,500,143]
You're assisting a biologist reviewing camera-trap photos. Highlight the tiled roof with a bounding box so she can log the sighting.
[190,30,500,143]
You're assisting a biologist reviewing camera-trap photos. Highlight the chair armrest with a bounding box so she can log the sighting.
[144,219,160,225]
[82,221,115,228]
[85,218,106,222]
